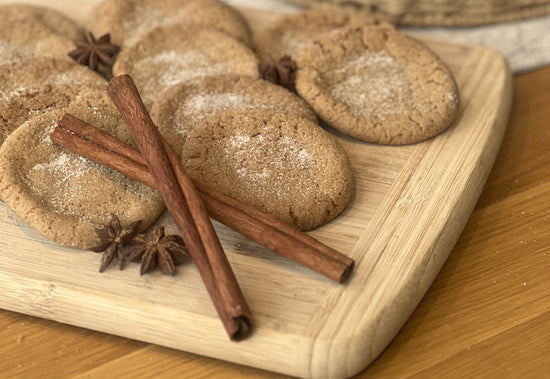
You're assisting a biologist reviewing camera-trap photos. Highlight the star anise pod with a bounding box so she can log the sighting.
[127,226,190,276]
[68,32,120,72]
[259,55,297,91]
[90,214,142,273]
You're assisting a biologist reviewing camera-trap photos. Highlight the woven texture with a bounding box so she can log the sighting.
[283,0,550,26]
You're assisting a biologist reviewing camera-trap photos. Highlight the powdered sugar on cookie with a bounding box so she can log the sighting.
[121,5,187,46]
[114,24,259,107]
[147,50,231,87]
[224,133,314,181]
[176,92,265,125]
[330,51,415,118]
[296,25,460,144]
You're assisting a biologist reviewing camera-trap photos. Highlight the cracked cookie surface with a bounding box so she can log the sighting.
[0,90,164,249]
[180,109,352,231]
[0,58,106,146]
[151,74,318,152]
[0,4,84,65]
[255,5,392,61]
[89,0,252,47]
[113,24,259,109]
[295,26,460,145]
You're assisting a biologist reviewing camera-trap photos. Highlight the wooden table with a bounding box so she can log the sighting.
[1,61,549,377]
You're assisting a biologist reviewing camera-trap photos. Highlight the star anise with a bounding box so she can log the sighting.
[127,226,190,276]
[68,32,120,72]
[90,214,142,273]
[259,55,297,91]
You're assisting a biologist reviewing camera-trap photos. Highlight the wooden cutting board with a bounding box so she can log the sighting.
[0,1,512,378]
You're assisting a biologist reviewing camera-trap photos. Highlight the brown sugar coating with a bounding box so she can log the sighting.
[150,75,318,152]
[113,24,259,109]
[180,109,353,231]
[0,90,165,250]
[89,0,252,47]
[255,5,393,60]
[295,26,460,145]
[0,58,106,146]
[0,4,84,65]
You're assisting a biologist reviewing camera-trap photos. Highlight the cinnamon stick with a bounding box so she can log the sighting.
[53,116,152,187]
[53,115,355,283]
[195,183,355,283]
[106,74,252,340]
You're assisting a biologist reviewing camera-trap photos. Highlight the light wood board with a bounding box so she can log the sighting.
[0,2,512,378]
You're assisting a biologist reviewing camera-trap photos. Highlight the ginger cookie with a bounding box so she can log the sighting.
[89,0,252,47]
[179,109,353,231]
[113,24,259,108]
[255,5,392,61]
[0,90,165,250]
[0,4,84,65]
[150,75,318,151]
[0,58,106,146]
[295,26,460,145]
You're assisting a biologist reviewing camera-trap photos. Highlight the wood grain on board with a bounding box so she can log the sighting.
[0,1,513,378]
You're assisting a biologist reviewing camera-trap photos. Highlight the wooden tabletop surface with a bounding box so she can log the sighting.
[1,62,549,379]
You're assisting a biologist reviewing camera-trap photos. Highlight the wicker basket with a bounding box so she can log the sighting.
[283,0,550,26]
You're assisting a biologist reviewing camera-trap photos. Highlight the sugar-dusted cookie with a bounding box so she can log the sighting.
[113,24,259,108]
[0,4,84,65]
[151,75,318,151]
[255,5,392,60]
[0,90,165,250]
[180,109,353,231]
[0,58,106,146]
[89,0,251,47]
[295,26,460,145]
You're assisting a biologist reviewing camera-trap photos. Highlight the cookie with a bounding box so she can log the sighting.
[150,75,318,151]
[113,24,260,108]
[0,58,106,146]
[89,0,252,47]
[295,26,460,145]
[179,109,353,231]
[0,90,165,250]
[0,5,84,65]
[255,5,392,60]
